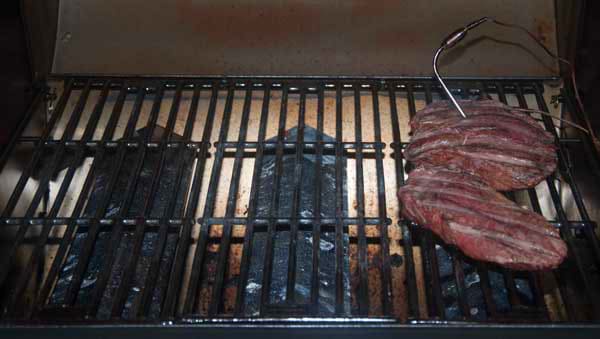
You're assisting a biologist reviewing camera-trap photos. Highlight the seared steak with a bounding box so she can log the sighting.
[404,100,557,191]
[398,167,567,270]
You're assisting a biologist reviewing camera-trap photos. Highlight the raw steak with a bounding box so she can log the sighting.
[398,166,567,270]
[404,100,557,191]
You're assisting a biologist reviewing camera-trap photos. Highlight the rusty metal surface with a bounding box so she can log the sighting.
[52,0,559,77]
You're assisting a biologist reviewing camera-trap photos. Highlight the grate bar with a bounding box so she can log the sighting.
[1,76,598,325]
[131,87,198,319]
[0,79,77,298]
[470,83,500,321]
[395,83,420,319]
[371,87,393,315]
[528,272,547,317]
[0,80,74,218]
[420,230,445,318]
[334,84,345,316]
[160,84,219,319]
[476,264,498,319]
[512,85,552,318]
[503,270,522,310]
[183,85,236,315]
[451,251,470,319]
[284,88,306,303]
[353,86,369,316]
[531,93,600,264]
[83,82,180,318]
[0,92,45,173]
[0,216,578,229]
[496,83,577,320]
[4,81,109,316]
[553,94,596,321]
[234,85,272,316]
[209,85,254,316]
[532,85,600,320]
[15,140,384,150]
[490,84,526,312]
[558,87,600,319]
[80,83,165,310]
[219,141,384,150]
[418,83,445,319]
[32,82,129,317]
[259,85,289,315]
[310,85,324,314]
[484,83,546,319]
[0,217,391,229]
[86,82,178,316]
[111,82,194,318]
[61,84,153,306]
[7,79,94,309]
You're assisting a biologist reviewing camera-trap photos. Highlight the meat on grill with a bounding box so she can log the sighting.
[404,100,557,191]
[398,166,568,270]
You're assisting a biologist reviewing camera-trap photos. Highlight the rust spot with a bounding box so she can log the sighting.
[350,0,401,16]
[534,18,554,46]
[175,0,322,48]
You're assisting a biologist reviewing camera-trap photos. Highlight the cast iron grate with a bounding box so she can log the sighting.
[0,76,598,324]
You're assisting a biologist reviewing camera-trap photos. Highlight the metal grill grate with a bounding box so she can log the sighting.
[0,77,599,324]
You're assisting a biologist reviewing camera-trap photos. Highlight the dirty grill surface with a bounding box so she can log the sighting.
[0,76,599,325]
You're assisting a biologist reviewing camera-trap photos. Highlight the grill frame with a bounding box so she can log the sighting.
[0,75,599,332]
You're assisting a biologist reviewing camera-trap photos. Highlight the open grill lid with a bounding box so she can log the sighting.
[39,0,560,77]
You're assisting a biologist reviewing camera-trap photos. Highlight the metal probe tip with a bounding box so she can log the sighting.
[433,17,492,118]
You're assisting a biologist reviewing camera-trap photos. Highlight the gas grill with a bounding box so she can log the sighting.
[1,1,599,338]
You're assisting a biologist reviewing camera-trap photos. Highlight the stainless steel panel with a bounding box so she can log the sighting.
[52,0,559,77]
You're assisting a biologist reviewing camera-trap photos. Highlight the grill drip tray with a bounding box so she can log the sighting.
[0,77,599,329]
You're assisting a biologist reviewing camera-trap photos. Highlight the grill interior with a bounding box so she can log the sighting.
[0,76,599,324]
